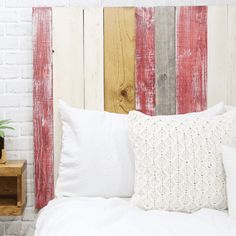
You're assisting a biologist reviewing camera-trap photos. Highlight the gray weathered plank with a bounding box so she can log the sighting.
[155,7,176,115]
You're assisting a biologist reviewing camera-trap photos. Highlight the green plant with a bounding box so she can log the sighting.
[0,119,14,138]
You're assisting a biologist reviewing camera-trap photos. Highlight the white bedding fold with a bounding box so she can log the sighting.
[35,197,236,236]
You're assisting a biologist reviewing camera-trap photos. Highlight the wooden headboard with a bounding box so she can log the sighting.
[33,6,236,208]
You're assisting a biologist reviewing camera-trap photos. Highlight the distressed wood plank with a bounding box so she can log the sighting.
[227,6,236,106]
[84,8,104,110]
[208,6,228,107]
[52,7,84,183]
[32,7,54,209]
[176,6,207,114]
[155,7,176,115]
[104,7,135,113]
[135,7,155,115]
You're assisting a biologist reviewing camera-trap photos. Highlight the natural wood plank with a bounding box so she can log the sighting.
[17,175,21,206]
[155,7,176,115]
[33,7,54,209]
[21,169,26,207]
[0,177,17,195]
[52,7,84,183]
[208,6,228,107]
[0,205,23,216]
[84,8,104,110]
[135,7,155,115]
[104,7,135,113]
[0,160,26,215]
[176,6,207,114]
[227,6,236,106]
[0,160,25,176]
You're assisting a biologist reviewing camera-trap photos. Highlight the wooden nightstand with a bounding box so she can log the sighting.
[0,160,26,216]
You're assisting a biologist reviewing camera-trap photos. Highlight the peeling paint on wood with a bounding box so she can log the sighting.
[33,7,54,209]
[176,6,207,114]
[135,7,156,116]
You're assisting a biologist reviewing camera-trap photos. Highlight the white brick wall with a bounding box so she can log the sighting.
[0,0,234,235]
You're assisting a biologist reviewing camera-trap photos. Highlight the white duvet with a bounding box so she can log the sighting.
[35,197,236,236]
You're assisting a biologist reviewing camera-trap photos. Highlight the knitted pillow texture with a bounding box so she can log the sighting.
[128,110,236,213]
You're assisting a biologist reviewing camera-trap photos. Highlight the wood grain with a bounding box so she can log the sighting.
[104,7,135,113]
[84,8,104,110]
[227,6,236,106]
[0,160,26,216]
[0,160,25,176]
[19,169,26,208]
[176,6,207,114]
[32,7,54,209]
[135,7,155,115]
[52,7,84,183]
[0,177,17,195]
[155,7,176,115]
[208,6,228,107]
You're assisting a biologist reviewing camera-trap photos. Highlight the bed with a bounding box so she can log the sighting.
[33,6,236,236]
[35,197,236,236]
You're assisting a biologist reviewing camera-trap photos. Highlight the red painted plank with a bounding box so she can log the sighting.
[135,7,156,116]
[176,6,207,114]
[33,7,54,209]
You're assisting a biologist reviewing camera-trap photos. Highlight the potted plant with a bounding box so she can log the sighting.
[0,119,14,163]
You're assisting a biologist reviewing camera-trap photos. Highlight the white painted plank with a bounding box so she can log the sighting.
[207,6,228,107]
[53,7,84,182]
[227,6,236,106]
[84,8,104,110]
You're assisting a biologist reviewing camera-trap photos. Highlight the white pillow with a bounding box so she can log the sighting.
[128,110,236,212]
[157,102,225,119]
[55,101,134,197]
[186,102,225,117]
[55,101,226,198]
[225,105,236,111]
[222,145,236,221]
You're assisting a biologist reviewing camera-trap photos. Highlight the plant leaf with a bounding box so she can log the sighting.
[0,119,11,125]
[0,126,14,130]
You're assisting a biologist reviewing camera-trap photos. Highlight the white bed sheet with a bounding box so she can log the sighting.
[35,197,236,236]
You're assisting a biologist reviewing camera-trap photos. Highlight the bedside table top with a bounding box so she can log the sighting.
[0,160,26,176]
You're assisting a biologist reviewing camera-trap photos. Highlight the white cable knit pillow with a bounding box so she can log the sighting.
[128,110,236,213]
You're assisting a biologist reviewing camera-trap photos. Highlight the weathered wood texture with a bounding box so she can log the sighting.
[155,7,176,115]
[208,7,228,107]
[104,7,135,113]
[84,8,104,110]
[176,6,207,114]
[135,7,156,115]
[52,7,84,183]
[227,6,236,106]
[33,7,54,209]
